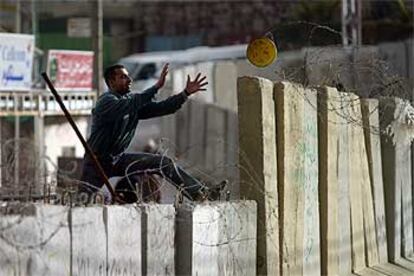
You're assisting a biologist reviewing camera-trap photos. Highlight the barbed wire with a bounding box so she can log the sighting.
[0,19,412,273]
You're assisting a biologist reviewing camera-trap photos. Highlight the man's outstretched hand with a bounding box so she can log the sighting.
[185,73,208,95]
[155,63,169,89]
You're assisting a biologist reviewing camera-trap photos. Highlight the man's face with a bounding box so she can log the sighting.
[108,68,132,94]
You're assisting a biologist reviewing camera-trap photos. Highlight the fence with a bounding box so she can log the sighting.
[238,77,414,275]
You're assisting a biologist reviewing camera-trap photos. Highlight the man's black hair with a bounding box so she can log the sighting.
[104,64,125,87]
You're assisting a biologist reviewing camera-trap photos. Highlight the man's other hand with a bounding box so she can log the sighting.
[155,63,169,89]
[185,73,208,95]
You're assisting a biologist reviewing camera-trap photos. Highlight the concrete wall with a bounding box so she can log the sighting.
[237,76,279,276]
[0,201,257,276]
[0,203,174,276]
[237,77,414,275]
[154,40,413,204]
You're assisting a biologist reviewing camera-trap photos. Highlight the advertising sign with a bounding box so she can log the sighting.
[0,33,35,91]
[47,50,94,91]
[67,18,91,38]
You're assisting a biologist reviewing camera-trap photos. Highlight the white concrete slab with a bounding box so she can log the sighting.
[195,62,215,103]
[187,99,207,169]
[361,99,388,264]
[337,92,352,275]
[71,206,106,276]
[379,98,413,261]
[192,201,257,276]
[237,76,279,276]
[318,86,341,275]
[143,204,175,275]
[105,205,142,276]
[0,204,71,276]
[226,110,240,199]
[302,88,320,276]
[274,81,305,276]
[305,47,353,90]
[214,61,238,112]
[348,93,368,272]
[205,104,227,178]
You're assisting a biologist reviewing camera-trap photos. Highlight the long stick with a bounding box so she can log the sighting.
[41,72,122,203]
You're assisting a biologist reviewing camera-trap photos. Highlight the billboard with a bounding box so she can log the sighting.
[47,50,94,91]
[0,33,35,91]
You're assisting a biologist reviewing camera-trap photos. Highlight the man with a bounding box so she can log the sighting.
[79,63,221,203]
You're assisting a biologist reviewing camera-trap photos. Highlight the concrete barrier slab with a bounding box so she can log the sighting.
[0,204,70,276]
[318,86,341,275]
[105,205,142,276]
[192,201,257,276]
[379,98,413,261]
[205,104,226,178]
[274,81,305,276]
[176,100,191,159]
[195,62,215,103]
[238,76,279,275]
[337,92,352,275]
[305,47,353,90]
[361,99,388,264]
[143,204,175,275]
[71,206,106,276]
[350,95,379,267]
[226,110,239,199]
[303,88,320,276]
[214,61,238,112]
[187,100,207,169]
[348,93,368,272]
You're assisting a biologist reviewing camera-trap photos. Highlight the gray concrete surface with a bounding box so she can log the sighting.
[192,201,257,276]
[105,205,142,276]
[361,99,388,264]
[237,76,279,276]
[0,204,70,276]
[318,86,341,275]
[143,204,175,276]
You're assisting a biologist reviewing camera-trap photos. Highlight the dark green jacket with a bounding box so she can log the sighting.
[87,86,187,158]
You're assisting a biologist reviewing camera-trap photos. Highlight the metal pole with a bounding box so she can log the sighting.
[32,0,37,38]
[356,0,362,47]
[15,0,21,33]
[41,73,123,204]
[0,117,2,188]
[34,114,44,195]
[341,0,349,46]
[342,0,362,47]
[92,0,104,96]
[14,115,20,188]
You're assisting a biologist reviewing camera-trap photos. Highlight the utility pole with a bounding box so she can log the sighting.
[342,0,362,47]
[91,0,104,96]
[342,0,362,90]
[15,0,21,33]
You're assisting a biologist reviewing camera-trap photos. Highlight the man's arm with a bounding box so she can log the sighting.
[140,85,159,102]
[94,65,170,120]
[137,73,207,119]
[137,91,188,119]
[138,63,169,102]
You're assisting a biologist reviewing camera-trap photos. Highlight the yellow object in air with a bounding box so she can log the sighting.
[246,37,278,67]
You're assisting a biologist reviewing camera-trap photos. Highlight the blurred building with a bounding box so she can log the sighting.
[1,1,412,67]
